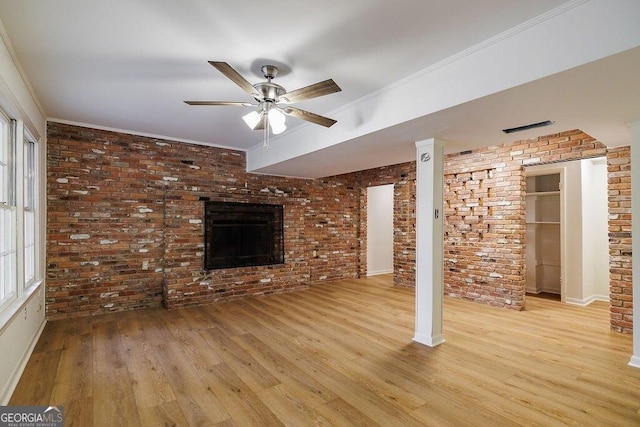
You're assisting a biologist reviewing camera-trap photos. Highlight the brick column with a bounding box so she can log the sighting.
[413,138,445,347]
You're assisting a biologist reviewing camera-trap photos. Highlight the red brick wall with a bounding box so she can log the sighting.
[607,146,632,333]
[47,122,359,319]
[47,123,632,333]
[444,160,525,308]
[444,130,608,310]
[347,133,629,331]
[341,130,617,314]
[337,164,416,287]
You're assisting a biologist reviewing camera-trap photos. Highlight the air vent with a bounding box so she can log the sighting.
[502,120,554,134]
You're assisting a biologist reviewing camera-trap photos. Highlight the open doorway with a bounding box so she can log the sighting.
[524,157,609,305]
[366,184,394,276]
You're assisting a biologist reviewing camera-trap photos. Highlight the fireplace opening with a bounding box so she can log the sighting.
[204,201,284,270]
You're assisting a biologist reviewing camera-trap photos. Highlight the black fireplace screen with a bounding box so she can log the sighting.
[204,201,284,270]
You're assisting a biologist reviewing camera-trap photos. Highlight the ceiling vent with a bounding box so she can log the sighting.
[502,120,554,134]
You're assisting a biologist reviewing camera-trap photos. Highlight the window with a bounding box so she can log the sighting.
[0,113,16,308]
[24,137,36,288]
[0,107,42,316]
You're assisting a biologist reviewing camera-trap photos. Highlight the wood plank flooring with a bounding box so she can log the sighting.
[10,275,640,426]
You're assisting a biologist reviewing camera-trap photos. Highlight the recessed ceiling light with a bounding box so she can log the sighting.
[502,120,554,134]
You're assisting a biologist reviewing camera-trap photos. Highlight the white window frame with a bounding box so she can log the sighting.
[23,135,37,289]
[0,106,44,318]
[0,112,17,312]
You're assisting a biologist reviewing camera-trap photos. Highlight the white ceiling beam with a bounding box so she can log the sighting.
[247,0,640,174]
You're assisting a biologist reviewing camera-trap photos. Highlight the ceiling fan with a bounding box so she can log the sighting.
[184,61,342,139]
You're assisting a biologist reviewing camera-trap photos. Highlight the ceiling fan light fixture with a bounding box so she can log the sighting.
[269,107,285,124]
[242,110,262,129]
[268,108,287,134]
[270,121,287,135]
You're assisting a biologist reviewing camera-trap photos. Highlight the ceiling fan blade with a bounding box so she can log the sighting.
[280,79,341,103]
[184,101,255,106]
[283,107,337,127]
[208,61,260,99]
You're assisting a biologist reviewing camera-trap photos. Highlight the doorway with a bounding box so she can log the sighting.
[524,158,609,305]
[366,184,394,276]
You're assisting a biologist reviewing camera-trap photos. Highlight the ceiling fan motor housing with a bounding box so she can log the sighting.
[254,65,285,102]
[253,82,286,103]
[261,65,278,80]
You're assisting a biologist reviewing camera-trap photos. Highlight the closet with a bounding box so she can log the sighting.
[524,158,609,305]
[525,173,561,295]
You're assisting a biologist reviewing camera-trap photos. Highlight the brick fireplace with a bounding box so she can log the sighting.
[46,122,360,318]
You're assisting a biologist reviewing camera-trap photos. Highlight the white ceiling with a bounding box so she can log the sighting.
[0,0,639,178]
[255,45,640,177]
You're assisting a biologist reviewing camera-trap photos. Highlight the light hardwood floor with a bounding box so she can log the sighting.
[10,275,640,426]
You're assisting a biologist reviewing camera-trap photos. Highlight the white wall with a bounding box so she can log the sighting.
[366,184,394,276]
[581,157,610,302]
[0,24,47,404]
[563,159,584,302]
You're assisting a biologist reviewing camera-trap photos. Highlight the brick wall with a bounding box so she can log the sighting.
[340,130,629,332]
[342,130,632,333]
[338,164,416,287]
[607,146,632,333]
[47,123,632,333]
[47,122,359,319]
[340,130,615,307]
[444,130,607,310]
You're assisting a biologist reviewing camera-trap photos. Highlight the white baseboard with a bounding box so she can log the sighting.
[526,287,561,295]
[413,333,445,347]
[629,355,640,369]
[367,269,393,277]
[565,294,610,306]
